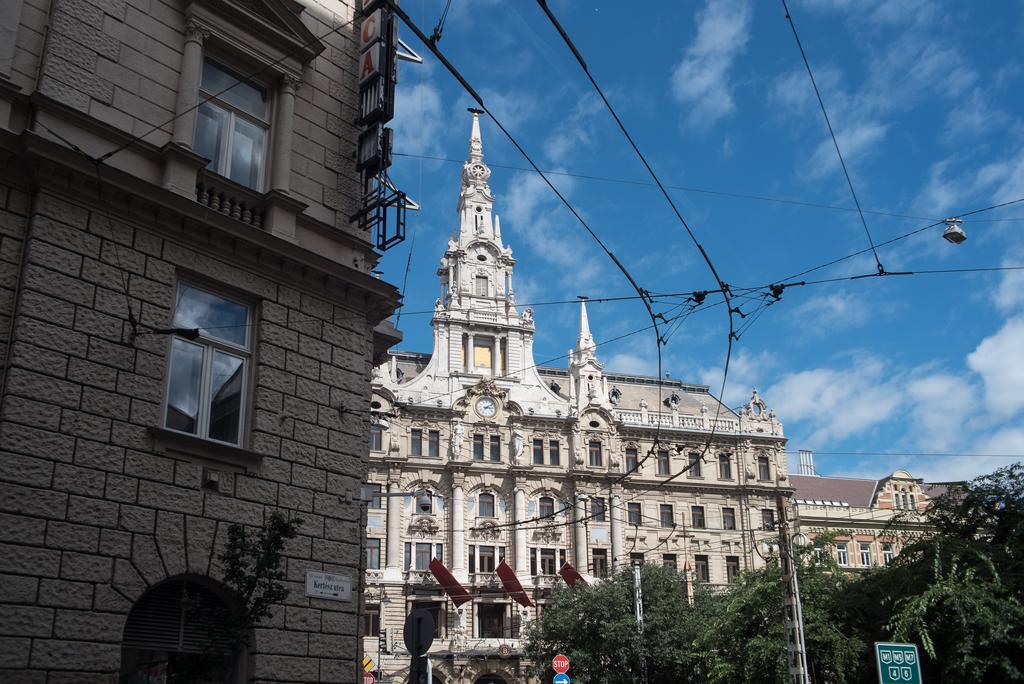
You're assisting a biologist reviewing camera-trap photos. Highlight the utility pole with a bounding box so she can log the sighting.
[633,562,648,684]
[777,494,810,683]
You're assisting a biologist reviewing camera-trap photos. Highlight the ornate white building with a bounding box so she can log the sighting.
[362,114,790,684]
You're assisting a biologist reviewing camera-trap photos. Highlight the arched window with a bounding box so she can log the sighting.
[120,577,243,682]
[539,496,554,518]
[479,493,495,518]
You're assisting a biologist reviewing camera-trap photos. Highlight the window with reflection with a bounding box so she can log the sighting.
[625,447,639,473]
[627,503,642,525]
[592,549,609,577]
[718,453,732,479]
[588,440,602,467]
[592,497,606,522]
[688,452,702,477]
[694,554,710,582]
[164,283,249,445]
[194,60,268,190]
[758,455,772,481]
[479,493,495,518]
[548,440,560,465]
[539,496,555,518]
[533,438,544,465]
[657,450,670,475]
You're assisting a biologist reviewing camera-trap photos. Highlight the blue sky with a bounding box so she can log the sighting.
[376,0,1024,483]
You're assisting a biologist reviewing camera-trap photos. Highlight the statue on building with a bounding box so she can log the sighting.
[451,421,465,460]
[512,429,525,464]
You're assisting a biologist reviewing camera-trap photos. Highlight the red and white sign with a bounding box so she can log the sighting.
[358,43,384,84]
[360,8,382,49]
[362,672,376,684]
[552,654,570,674]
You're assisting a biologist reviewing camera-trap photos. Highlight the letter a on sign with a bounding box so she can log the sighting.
[359,45,381,84]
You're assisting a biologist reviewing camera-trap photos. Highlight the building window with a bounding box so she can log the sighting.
[369,424,383,451]
[413,601,446,639]
[473,434,484,460]
[694,555,710,582]
[539,548,557,575]
[627,503,642,525]
[882,543,894,565]
[405,542,433,571]
[489,435,501,462]
[659,504,674,528]
[625,447,639,473]
[361,605,380,637]
[474,275,488,296]
[588,441,603,467]
[688,452,702,477]
[630,552,645,566]
[726,556,740,582]
[593,549,609,577]
[813,544,825,562]
[365,483,382,509]
[195,60,268,190]
[662,554,677,570]
[592,497,607,522]
[473,340,492,370]
[477,604,506,639]
[533,439,544,465]
[908,494,916,510]
[837,542,849,566]
[758,455,771,481]
[549,440,560,465]
[761,509,775,531]
[859,542,872,566]
[539,496,554,518]
[656,450,670,475]
[722,507,736,531]
[479,493,495,518]
[718,453,732,479]
[478,546,497,573]
[428,430,440,458]
[691,506,706,529]
[366,538,381,570]
[164,283,249,445]
[410,429,422,456]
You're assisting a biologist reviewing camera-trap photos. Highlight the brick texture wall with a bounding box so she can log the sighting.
[0,184,378,682]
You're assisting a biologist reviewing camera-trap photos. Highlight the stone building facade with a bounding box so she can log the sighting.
[790,459,945,571]
[0,0,400,681]
[364,115,791,684]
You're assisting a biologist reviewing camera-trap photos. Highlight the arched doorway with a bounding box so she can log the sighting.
[474,676,508,684]
[119,576,245,683]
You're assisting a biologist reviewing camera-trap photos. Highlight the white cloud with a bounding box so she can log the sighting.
[789,291,870,330]
[391,81,444,157]
[805,122,888,179]
[904,372,976,451]
[544,93,603,164]
[943,88,1007,140]
[994,247,1024,312]
[670,0,751,128]
[966,316,1024,420]
[698,349,775,408]
[606,352,659,376]
[768,356,901,444]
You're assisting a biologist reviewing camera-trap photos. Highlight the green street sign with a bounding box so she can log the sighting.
[875,642,922,684]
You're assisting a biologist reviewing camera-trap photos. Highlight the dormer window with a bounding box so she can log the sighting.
[195,59,269,190]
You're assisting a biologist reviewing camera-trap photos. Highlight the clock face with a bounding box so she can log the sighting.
[476,397,498,417]
[468,163,487,178]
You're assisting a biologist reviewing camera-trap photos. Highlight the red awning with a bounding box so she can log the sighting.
[495,560,534,607]
[558,561,587,588]
[428,558,473,607]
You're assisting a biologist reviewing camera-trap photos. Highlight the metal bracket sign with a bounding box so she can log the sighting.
[875,642,922,684]
[304,570,352,601]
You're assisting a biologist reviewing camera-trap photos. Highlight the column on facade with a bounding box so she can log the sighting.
[468,333,475,373]
[385,481,402,580]
[610,493,623,569]
[171,22,206,147]
[514,487,528,577]
[452,483,465,579]
[574,493,589,572]
[491,336,498,376]
[270,75,298,192]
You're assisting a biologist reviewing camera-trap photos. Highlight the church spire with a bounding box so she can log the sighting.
[575,298,597,362]
[468,109,484,163]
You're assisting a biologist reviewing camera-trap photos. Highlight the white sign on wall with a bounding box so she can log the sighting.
[305,571,352,602]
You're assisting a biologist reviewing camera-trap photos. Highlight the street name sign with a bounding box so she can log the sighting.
[304,571,351,601]
[875,642,922,684]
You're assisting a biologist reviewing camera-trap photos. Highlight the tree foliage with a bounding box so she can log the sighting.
[524,464,1024,684]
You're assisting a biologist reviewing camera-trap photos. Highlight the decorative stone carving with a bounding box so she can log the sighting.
[408,516,439,538]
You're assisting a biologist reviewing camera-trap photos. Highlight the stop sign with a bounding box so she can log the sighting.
[363,673,376,684]
[552,654,570,673]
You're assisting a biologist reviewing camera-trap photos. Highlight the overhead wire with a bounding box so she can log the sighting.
[391,151,1023,224]
[780,0,884,275]
[533,0,736,490]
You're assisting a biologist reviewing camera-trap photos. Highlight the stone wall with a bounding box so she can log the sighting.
[0,180,381,682]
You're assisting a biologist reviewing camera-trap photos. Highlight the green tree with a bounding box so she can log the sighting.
[523,563,716,683]
[696,540,862,684]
